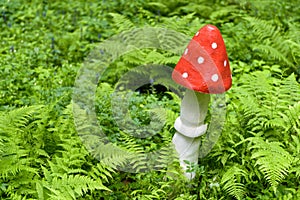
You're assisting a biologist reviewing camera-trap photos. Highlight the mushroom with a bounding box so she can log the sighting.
[171,24,232,179]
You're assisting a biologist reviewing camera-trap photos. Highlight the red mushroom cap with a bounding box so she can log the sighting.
[172,24,232,94]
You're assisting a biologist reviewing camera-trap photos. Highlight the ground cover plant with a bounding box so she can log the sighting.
[0,0,300,199]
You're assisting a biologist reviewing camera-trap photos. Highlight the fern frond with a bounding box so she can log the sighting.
[161,13,203,36]
[154,143,178,170]
[109,13,135,33]
[234,71,300,136]
[290,157,300,179]
[39,165,110,200]
[150,108,178,129]
[0,106,42,179]
[245,17,298,71]
[289,133,300,179]
[221,165,246,200]
[0,106,41,133]
[88,162,115,183]
[210,5,240,20]
[116,131,148,172]
[0,152,38,178]
[280,101,300,135]
[244,17,282,40]
[87,140,133,170]
[253,44,293,67]
[277,74,300,108]
[248,137,294,191]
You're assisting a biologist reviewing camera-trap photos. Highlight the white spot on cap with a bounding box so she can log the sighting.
[224,60,227,67]
[197,56,204,64]
[182,72,188,78]
[184,48,188,55]
[212,42,217,49]
[195,31,199,36]
[211,74,219,82]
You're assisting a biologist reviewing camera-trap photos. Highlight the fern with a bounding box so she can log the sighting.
[0,105,41,133]
[161,13,204,36]
[0,106,42,198]
[289,142,300,180]
[285,102,300,181]
[281,101,300,135]
[210,5,240,20]
[248,137,294,192]
[150,106,179,130]
[92,70,181,173]
[39,170,110,200]
[218,69,300,196]
[40,104,115,199]
[233,71,300,138]
[0,104,119,199]
[73,100,132,170]
[245,17,299,72]
[221,165,246,200]
[109,12,135,33]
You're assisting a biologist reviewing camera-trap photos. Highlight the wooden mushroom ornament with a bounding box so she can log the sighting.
[172,24,232,179]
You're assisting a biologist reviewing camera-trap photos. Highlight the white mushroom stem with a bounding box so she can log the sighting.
[172,89,210,180]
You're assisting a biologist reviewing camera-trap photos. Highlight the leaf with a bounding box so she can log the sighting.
[36,181,44,200]
[221,165,246,200]
[248,137,294,192]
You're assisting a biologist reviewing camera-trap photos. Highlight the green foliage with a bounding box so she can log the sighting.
[0,105,111,199]
[232,71,299,137]
[244,17,300,73]
[221,166,246,200]
[95,82,180,173]
[1,0,300,199]
[213,69,300,199]
[248,137,294,192]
